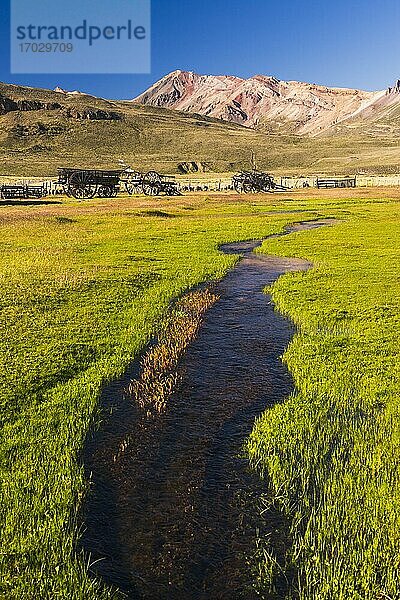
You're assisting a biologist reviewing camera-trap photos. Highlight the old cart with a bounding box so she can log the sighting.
[58,168,122,199]
[232,170,286,193]
[58,167,182,199]
[121,169,182,196]
[0,184,46,200]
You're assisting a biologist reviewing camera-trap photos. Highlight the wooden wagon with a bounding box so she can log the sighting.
[232,170,286,193]
[58,167,182,199]
[121,169,182,196]
[58,168,122,199]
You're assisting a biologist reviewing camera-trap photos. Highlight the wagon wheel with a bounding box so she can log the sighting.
[243,181,255,193]
[98,185,118,198]
[233,179,245,193]
[142,171,162,196]
[262,178,273,192]
[125,181,143,195]
[68,171,97,199]
[125,180,144,195]
[124,172,143,195]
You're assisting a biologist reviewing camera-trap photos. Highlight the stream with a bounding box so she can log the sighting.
[82,220,335,599]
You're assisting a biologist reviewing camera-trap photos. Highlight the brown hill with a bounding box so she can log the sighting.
[0,81,274,176]
[1,79,400,177]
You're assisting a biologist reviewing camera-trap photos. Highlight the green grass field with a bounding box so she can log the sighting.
[248,199,400,599]
[0,190,399,598]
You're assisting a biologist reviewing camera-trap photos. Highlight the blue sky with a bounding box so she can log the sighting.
[1,0,399,99]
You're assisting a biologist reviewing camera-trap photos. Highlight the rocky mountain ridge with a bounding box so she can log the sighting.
[133,70,394,135]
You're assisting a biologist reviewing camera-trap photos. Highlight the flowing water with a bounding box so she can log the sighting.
[82,220,335,599]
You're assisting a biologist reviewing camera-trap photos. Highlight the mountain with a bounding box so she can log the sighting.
[326,80,400,136]
[54,87,84,96]
[1,79,400,177]
[132,70,386,135]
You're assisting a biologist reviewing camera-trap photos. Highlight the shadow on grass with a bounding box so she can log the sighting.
[0,199,63,207]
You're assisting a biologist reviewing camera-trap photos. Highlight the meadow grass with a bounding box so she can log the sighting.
[0,191,398,598]
[248,200,400,598]
[0,194,320,599]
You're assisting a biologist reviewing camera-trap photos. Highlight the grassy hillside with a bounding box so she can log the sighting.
[0,82,293,176]
[1,82,400,177]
